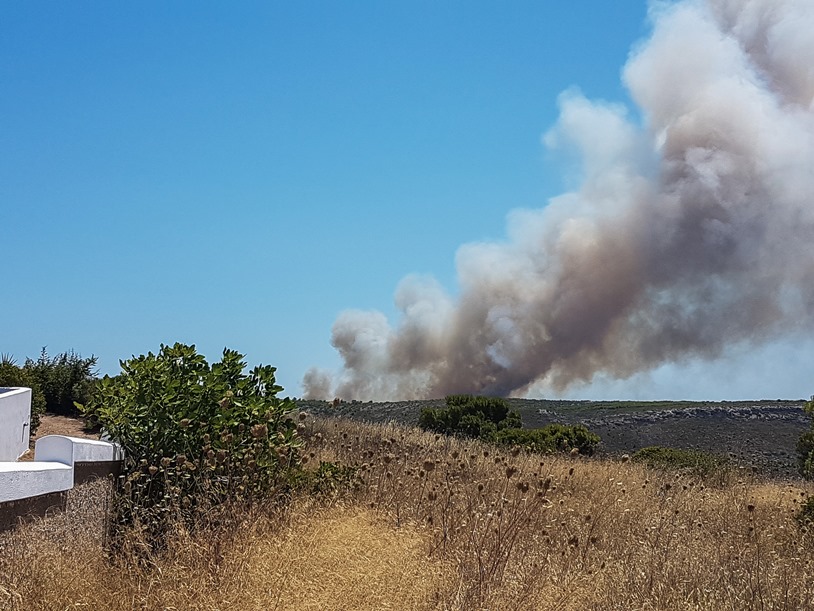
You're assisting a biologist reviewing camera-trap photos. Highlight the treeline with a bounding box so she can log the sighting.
[0,348,97,433]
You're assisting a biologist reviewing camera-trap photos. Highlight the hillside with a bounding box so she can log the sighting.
[299,398,810,478]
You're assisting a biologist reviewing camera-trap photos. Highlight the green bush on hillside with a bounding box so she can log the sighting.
[798,397,814,479]
[419,395,521,436]
[493,423,600,456]
[419,394,600,456]
[79,343,301,549]
[797,495,814,528]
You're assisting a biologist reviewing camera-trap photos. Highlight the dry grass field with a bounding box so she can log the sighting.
[2,416,813,610]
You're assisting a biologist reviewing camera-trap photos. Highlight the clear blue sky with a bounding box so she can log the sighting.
[3,2,809,400]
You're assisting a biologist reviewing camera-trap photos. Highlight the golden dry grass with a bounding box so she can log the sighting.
[0,486,448,610]
[2,416,814,610]
[228,505,451,610]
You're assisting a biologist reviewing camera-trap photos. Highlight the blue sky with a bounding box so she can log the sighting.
[3,2,810,400]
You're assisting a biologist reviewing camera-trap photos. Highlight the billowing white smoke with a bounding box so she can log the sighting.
[304,0,814,401]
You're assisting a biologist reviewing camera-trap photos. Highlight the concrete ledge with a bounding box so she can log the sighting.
[35,435,124,466]
[0,461,73,503]
[0,490,68,532]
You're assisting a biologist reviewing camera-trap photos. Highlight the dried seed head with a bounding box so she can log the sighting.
[423,460,436,473]
[505,466,517,479]
[251,424,268,439]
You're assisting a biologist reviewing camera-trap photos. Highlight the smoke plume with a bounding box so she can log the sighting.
[304,0,814,401]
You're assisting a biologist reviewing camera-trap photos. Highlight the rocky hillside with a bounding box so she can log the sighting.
[298,398,810,478]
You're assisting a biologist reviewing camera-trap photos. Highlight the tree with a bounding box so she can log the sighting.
[25,348,98,416]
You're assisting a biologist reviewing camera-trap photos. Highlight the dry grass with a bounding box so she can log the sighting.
[2,416,814,610]
[306,417,814,610]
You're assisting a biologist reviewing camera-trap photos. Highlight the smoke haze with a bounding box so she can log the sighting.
[304,0,814,401]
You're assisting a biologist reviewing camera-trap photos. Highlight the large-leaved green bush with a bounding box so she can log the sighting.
[80,343,301,548]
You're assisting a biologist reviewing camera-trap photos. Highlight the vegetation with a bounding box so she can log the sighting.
[492,422,600,456]
[419,394,600,455]
[2,348,812,608]
[419,394,521,437]
[2,417,813,610]
[797,494,814,527]
[25,348,98,417]
[632,446,731,481]
[79,343,302,548]
[0,348,97,433]
[798,396,814,478]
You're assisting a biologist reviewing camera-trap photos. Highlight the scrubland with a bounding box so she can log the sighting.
[2,416,813,610]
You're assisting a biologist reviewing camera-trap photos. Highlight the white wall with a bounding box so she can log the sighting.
[0,388,31,461]
[35,435,124,466]
[0,461,73,503]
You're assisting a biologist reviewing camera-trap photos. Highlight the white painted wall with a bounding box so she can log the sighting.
[35,435,124,466]
[0,394,123,511]
[0,388,32,461]
[0,461,73,503]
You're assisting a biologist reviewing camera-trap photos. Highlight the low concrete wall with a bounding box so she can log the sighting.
[0,436,123,530]
[35,435,124,485]
[35,435,124,466]
[0,387,32,461]
[0,461,73,503]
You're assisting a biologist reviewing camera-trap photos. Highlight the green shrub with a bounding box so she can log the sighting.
[26,348,98,417]
[492,423,600,456]
[419,394,599,456]
[632,446,730,480]
[419,395,520,436]
[797,431,814,479]
[0,354,46,435]
[796,495,814,528]
[79,343,301,549]
[798,397,814,479]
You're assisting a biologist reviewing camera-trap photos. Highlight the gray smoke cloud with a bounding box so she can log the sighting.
[304,0,814,401]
